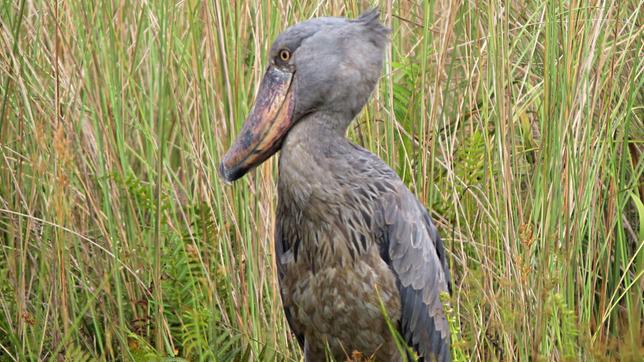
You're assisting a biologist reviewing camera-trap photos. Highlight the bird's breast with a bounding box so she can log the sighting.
[280,244,402,359]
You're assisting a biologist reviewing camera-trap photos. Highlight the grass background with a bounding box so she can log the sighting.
[0,0,642,361]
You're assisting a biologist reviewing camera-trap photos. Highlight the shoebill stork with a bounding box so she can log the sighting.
[219,9,452,362]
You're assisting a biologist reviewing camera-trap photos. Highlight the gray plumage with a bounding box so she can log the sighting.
[220,9,452,362]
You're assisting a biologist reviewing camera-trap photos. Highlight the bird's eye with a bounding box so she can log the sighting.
[279,49,291,62]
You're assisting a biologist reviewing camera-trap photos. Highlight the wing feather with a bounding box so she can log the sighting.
[382,188,452,362]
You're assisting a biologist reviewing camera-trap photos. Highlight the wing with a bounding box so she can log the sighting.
[382,187,452,362]
[274,221,305,348]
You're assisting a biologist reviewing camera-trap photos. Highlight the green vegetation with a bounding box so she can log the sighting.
[0,0,642,361]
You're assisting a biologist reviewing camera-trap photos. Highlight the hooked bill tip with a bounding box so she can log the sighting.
[218,161,246,184]
[218,162,233,184]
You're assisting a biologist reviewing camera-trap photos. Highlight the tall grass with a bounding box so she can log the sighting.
[0,0,642,361]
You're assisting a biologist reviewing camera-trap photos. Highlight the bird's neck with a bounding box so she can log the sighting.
[278,112,353,209]
[281,112,354,160]
[291,111,352,139]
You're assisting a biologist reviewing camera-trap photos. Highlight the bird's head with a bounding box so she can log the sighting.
[219,9,389,183]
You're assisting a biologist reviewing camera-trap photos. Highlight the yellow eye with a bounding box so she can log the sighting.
[279,49,291,62]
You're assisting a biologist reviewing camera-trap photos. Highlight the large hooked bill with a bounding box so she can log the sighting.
[219,65,295,183]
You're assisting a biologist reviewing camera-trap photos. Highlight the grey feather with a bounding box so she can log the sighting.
[384,188,452,362]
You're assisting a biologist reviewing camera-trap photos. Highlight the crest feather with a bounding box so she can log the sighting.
[353,8,390,46]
